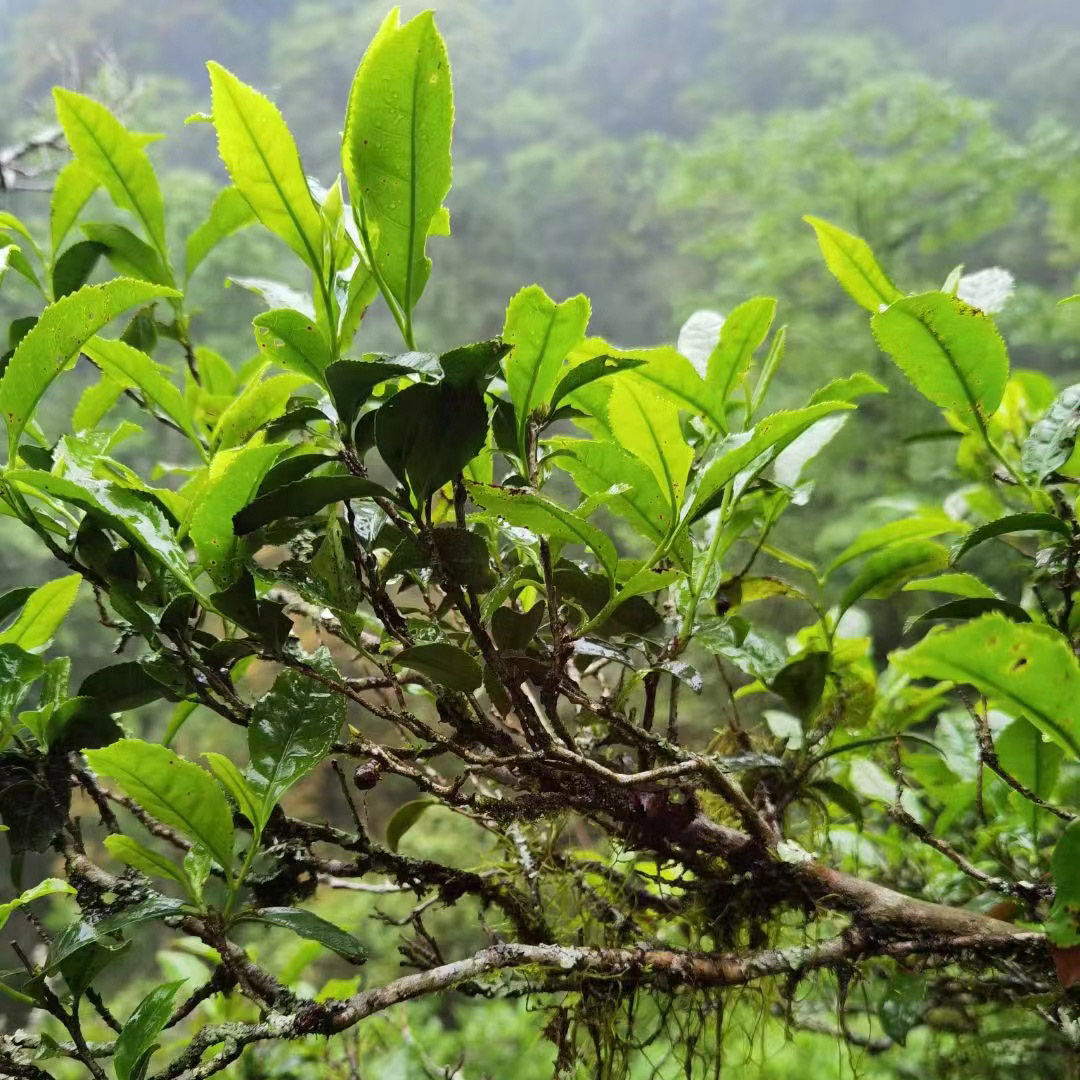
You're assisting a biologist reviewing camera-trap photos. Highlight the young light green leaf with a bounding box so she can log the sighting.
[683,403,854,523]
[996,717,1063,841]
[189,442,284,586]
[247,649,346,813]
[84,740,235,875]
[80,222,172,285]
[894,614,1080,757]
[102,835,189,891]
[9,468,196,591]
[185,185,256,279]
[547,436,689,565]
[805,215,902,313]
[902,572,1000,599]
[467,482,618,580]
[391,643,482,692]
[607,377,693,511]
[53,89,168,257]
[750,325,788,415]
[0,574,80,652]
[839,540,949,615]
[50,160,98,256]
[113,980,185,1080]
[82,336,202,446]
[826,513,967,577]
[0,878,75,932]
[871,291,1009,430]
[706,296,775,410]
[808,372,888,406]
[211,371,308,450]
[385,798,436,852]
[253,309,333,384]
[207,62,324,273]
[342,8,453,330]
[503,285,590,441]
[202,753,263,831]
[0,279,178,456]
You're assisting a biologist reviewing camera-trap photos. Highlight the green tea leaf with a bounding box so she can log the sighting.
[83,336,201,446]
[808,372,888,406]
[893,614,1080,757]
[9,467,196,591]
[233,907,366,964]
[80,222,172,285]
[995,717,1062,840]
[247,650,346,815]
[902,572,999,599]
[185,185,256,279]
[203,752,263,830]
[871,291,1009,429]
[189,442,284,586]
[0,279,178,456]
[212,371,309,450]
[805,215,902,313]
[342,8,453,327]
[547,436,687,564]
[207,63,324,272]
[234,474,393,535]
[0,878,74,933]
[0,574,80,652]
[906,596,1031,630]
[52,240,105,300]
[684,403,854,523]
[392,643,482,692]
[102,835,189,891]
[827,513,966,577]
[951,512,1071,564]
[1022,384,1080,481]
[840,540,949,615]
[85,739,235,875]
[503,285,590,442]
[376,381,487,501]
[706,296,775,410]
[253,309,333,385]
[468,482,618,580]
[608,377,693,511]
[385,798,436,852]
[53,89,168,257]
[113,980,185,1080]
[548,354,643,415]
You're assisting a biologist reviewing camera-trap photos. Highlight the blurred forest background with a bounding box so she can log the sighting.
[3,1,1080,1076]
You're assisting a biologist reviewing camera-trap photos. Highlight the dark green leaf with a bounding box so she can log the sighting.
[951,512,1071,564]
[376,381,488,501]
[247,649,346,822]
[392,643,482,692]
[234,907,366,964]
[234,474,393,535]
[114,980,185,1080]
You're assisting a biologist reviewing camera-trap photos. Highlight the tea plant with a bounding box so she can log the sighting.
[0,8,1077,1078]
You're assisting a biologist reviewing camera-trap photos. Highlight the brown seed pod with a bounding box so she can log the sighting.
[352,760,382,791]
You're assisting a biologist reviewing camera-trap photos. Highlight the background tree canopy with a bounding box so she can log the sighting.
[0,2,1079,1078]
